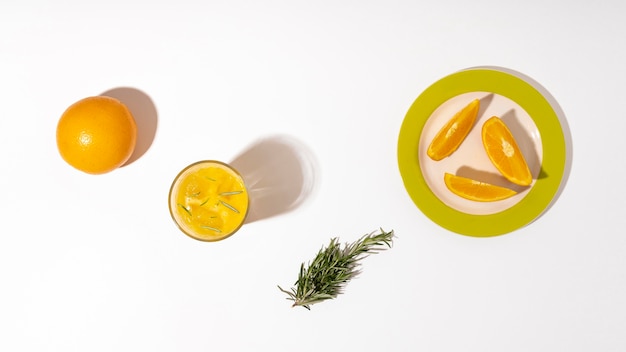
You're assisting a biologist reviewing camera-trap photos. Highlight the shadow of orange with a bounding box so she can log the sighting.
[100,87,158,167]
[499,108,544,179]
[466,65,573,220]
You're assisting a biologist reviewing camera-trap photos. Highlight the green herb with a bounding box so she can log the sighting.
[199,225,221,233]
[219,191,243,196]
[178,203,192,216]
[278,228,394,310]
[219,200,240,213]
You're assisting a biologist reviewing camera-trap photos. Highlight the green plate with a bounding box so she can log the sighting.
[397,67,568,237]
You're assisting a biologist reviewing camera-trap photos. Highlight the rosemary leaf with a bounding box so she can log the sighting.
[178,204,192,216]
[219,191,243,196]
[278,228,394,310]
[219,200,240,213]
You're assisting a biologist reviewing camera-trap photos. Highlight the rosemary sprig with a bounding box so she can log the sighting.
[278,228,394,310]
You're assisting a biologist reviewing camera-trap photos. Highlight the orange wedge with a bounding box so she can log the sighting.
[444,173,517,202]
[481,116,532,186]
[427,99,480,161]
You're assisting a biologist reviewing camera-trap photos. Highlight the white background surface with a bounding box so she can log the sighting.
[2,1,625,351]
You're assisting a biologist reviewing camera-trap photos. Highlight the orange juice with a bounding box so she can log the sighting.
[169,160,249,241]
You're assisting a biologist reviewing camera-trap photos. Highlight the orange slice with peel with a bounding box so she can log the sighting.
[482,116,532,186]
[427,98,480,161]
[444,173,517,202]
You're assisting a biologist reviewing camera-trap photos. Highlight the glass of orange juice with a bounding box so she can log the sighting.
[168,160,249,241]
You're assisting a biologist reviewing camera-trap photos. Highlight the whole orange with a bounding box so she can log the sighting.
[56,96,137,174]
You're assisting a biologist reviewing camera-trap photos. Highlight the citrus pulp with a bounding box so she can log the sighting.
[427,98,480,161]
[481,116,532,186]
[169,160,249,241]
[443,172,517,202]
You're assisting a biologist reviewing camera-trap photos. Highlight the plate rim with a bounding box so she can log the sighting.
[397,67,567,237]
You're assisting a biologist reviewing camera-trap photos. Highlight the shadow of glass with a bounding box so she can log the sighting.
[100,87,158,166]
[230,135,319,224]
